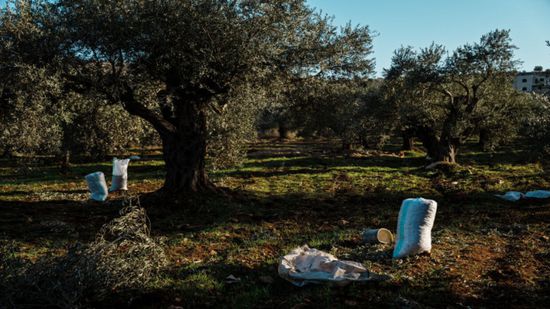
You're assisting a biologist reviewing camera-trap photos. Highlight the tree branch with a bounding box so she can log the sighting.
[121,85,176,137]
[450,78,470,98]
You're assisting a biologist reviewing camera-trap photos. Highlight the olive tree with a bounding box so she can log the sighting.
[289,79,386,150]
[37,0,374,195]
[384,30,521,163]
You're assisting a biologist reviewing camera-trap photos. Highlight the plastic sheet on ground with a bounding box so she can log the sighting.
[496,190,550,201]
[278,245,388,287]
[495,191,524,202]
[524,190,550,199]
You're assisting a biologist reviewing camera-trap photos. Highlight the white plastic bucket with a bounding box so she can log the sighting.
[362,228,394,244]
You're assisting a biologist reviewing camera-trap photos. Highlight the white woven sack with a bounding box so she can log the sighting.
[110,158,130,191]
[393,198,437,259]
[85,172,108,202]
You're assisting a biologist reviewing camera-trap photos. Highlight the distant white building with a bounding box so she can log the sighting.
[514,66,550,94]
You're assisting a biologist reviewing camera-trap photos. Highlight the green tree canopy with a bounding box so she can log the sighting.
[0,0,375,198]
[384,30,523,163]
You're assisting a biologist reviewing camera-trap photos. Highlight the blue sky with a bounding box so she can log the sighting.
[1,0,548,76]
[307,0,550,76]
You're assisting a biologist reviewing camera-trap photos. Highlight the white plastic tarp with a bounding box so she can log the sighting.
[278,245,383,287]
[393,198,438,259]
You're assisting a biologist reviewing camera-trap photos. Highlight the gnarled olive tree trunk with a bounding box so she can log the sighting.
[401,129,415,151]
[435,140,458,163]
[122,87,214,195]
[478,128,490,150]
[416,126,458,163]
[161,102,211,193]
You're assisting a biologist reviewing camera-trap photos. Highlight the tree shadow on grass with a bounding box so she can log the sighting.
[458,149,536,166]
[242,155,426,169]
[94,261,412,308]
[1,183,548,247]
[0,187,410,249]
[0,161,166,186]
[1,188,549,308]
[0,200,123,242]
[223,155,427,180]
[475,231,550,308]
[0,190,34,196]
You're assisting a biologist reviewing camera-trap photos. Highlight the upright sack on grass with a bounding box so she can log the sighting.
[393,198,437,259]
[110,158,130,192]
[85,172,109,202]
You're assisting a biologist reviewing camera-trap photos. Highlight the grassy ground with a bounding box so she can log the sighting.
[1,140,549,308]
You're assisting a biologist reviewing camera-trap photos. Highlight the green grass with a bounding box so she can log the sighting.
[1,140,549,308]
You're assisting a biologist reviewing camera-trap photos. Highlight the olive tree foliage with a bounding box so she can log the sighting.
[522,93,550,155]
[60,81,163,161]
[0,2,63,156]
[0,65,63,156]
[383,30,523,163]
[206,82,268,170]
[7,0,374,196]
[61,94,160,160]
[474,80,531,151]
[288,78,388,150]
[0,1,160,160]
[256,77,305,140]
[537,40,550,152]
[518,41,550,164]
